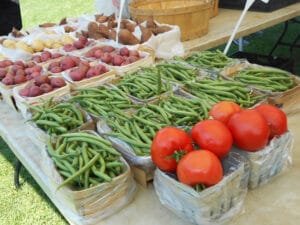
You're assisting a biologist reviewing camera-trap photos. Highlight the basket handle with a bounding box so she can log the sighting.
[138,45,155,61]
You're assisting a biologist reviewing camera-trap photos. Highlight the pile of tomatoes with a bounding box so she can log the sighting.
[151,101,288,190]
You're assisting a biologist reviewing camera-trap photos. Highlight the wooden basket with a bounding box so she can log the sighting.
[129,0,212,41]
[210,0,219,18]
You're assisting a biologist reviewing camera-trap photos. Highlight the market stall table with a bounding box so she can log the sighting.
[184,2,300,52]
[0,100,299,225]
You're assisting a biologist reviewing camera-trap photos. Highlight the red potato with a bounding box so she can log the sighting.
[69,68,86,81]
[0,60,12,68]
[32,65,42,72]
[40,83,53,93]
[61,57,77,70]
[0,68,7,78]
[14,61,25,68]
[73,40,85,49]
[94,49,103,59]
[16,69,26,77]
[85,49,96,58]
[101,46,115,53]
[14,74,27,84]
[2,76,14,85]
[26,61,36,68]
[50,77,66,88]
[48,61,60,70]
[86,68,98,78]
[29,85,42,97]
[19,87,30,97]
[32,55,42,63]
[63,44,76,52]
[70,56,81,65]
[100,53,112,64]
[25,67,34,75]
[112,55,124,66]
[79,36,88,44]
[31,72,42,79]
[50,66,62,73]
[11,65,23,73]
[129,50,140,57]
[34,75,50,86]
[41,51,52,62]
[119,47,129,57]
[52,53,62,59]
[128,56,139,63]
[26,75,32,81]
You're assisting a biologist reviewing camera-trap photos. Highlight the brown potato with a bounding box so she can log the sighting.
[118,29,140,45]
[96,15,108,23]
[98,24,110,39]
[125,22,136,33]
[146,18,157,29]
[39,23,56,28]
[59,17,67,25]
[140,25,153,43]
[87,22,103,40]
[153,26,172,35]
[11,27,24,38]
[64,26,75,33]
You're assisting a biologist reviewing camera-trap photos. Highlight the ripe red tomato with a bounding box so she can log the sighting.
[209,101,241,124]
[191,120,233,158]
[177,150,223,187]
[151,127,194,172]
[255,104,287,138]
[227,109,270,152]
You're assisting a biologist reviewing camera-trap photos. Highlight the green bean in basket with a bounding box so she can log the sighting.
[185,50,234,69]
[30,98,85,135]
[184,77,265,108]
[158,95,211,127]
[156,62,197,82]
[71,86,137,117]
[116,68,172,100]
[47,132,124,190]
[233,68,296,92]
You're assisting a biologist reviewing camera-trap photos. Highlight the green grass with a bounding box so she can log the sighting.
[1,2,300,225]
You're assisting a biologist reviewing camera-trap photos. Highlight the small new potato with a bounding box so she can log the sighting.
[61,35,74,45]
[31,40,45,52]
[2,39,16,48]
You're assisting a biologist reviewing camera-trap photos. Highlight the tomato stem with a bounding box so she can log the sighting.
[172,150,187,163]
[194,184,206,192]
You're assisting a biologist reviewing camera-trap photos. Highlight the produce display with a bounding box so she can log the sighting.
[184,77,264,108]
[71,86,136,116]
[116,68,171,100]
[84,46,142,66]
[29,99,85,135]
[19,76,66,97]
[184,50,235,69]
[47,132,124,189]
[233,68,296,92]
[86,15,172,45]
[0,60,43,86]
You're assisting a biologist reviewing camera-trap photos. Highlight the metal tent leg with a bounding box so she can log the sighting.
[14,159,23,189]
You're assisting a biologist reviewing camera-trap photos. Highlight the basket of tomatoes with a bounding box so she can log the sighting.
[152,125,250,225]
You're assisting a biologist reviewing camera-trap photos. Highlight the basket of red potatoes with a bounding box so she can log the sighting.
[0,60,43,87]
[31,51,63,64]
[47,55,83,74]
[83,45,154,75]
[152,102,292,225]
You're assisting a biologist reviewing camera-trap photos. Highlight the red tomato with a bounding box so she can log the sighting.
[209,101,241,124]
[151,127,194,172]
[255,104,287,138]
[227,109,270,152]
[177,150,223,187]
[191,120,233,158]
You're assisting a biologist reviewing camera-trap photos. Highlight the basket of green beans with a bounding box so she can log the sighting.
[27,98,94,149]
[44,131,136,216]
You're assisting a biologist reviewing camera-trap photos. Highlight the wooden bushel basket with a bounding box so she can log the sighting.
[129,0,212,41]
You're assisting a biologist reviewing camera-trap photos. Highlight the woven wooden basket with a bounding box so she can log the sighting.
[129,0,212,41]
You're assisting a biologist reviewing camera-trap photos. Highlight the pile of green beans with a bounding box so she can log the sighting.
[47,132,124,190]
[184,77,265,108]
[30,99,84,135]
[158,95,210,127]
[234,68,296,92]
[116,68,171,100]
[105,104,171,156]
[156,62,197,82]
[185,50,234,69]
[71,86,136,117]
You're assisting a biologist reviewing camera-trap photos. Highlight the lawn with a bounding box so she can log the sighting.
[0,1,299,225]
